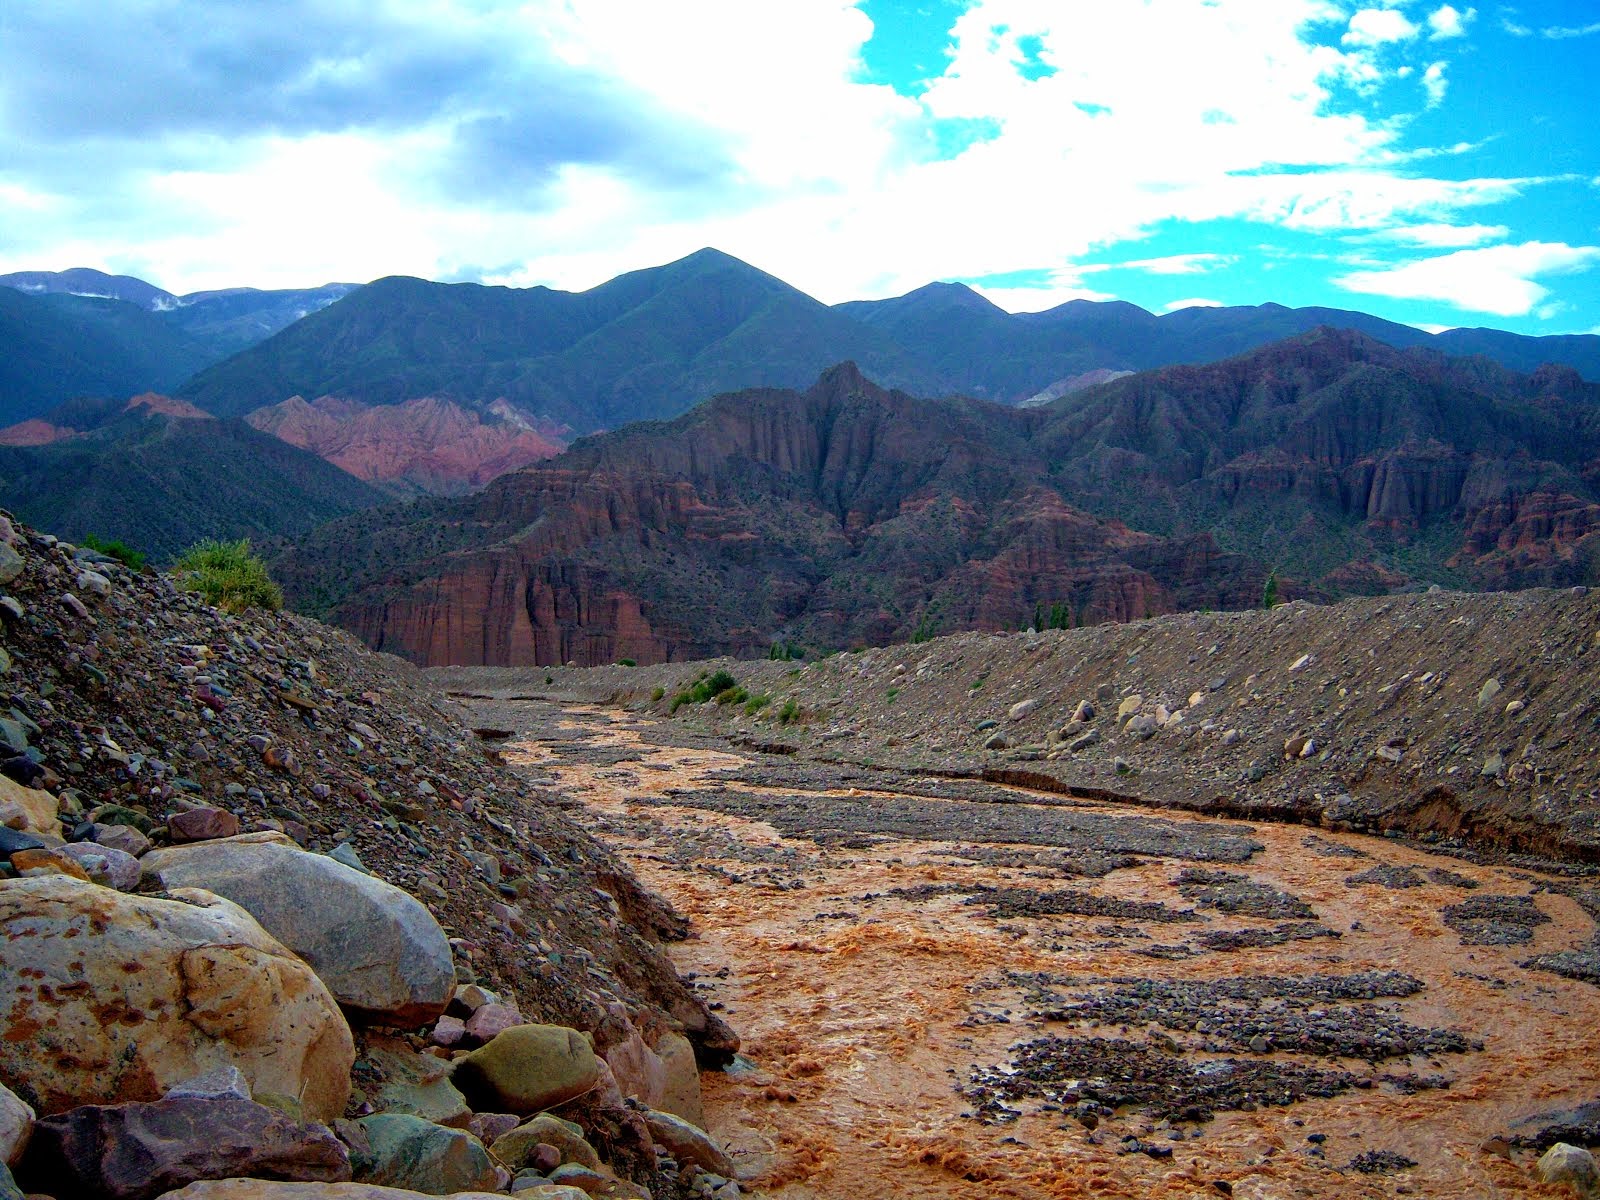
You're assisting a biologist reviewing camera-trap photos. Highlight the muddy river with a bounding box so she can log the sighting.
[497,700,1598,1199]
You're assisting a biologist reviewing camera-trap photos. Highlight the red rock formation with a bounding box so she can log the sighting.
[1451,489,1600,587]
[246,396,564,494]
[0,419,76,446]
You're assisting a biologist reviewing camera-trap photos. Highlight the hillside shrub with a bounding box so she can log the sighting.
[81,533,146,571]
[669,669,741,712]
[777,698,801,725]
[172,539,283,613]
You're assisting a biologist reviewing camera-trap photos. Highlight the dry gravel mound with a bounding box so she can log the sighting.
[447,587,1600,865]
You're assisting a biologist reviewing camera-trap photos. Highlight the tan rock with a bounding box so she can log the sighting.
[1116,695,1143,720]
[11,847,90,880]
[489,1112,601,1171]
[0,875,353,1122]
[452,1025,600,1114]
[641,1108,734,1176]
[0,775,60,837]
[0,1080,32,1166]
[654,1031,704,1126]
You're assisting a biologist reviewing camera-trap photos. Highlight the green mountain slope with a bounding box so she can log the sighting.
[179,249,946,428]
[0,410,386,561]
[0,289,217,424]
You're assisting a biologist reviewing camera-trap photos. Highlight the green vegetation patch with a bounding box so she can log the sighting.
[172,538,284,613]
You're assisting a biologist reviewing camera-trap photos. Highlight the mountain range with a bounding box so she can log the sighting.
[275,330,1600,667]
[0,268,355,420]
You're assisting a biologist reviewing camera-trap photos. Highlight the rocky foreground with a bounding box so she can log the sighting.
[0,513,747,1199]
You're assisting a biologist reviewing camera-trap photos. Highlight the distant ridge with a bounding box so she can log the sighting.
[276,333,1600,667]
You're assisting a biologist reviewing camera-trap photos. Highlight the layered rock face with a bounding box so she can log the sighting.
[282,334,1600,668]
[289,365,1266,667]
[245,396,563,494]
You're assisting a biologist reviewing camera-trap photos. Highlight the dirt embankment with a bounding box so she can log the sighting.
[434,587,1600,864]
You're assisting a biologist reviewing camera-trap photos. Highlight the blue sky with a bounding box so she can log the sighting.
[1,1,1596,334]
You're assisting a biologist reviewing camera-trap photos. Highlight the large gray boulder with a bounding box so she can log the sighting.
[141,832,453,1026]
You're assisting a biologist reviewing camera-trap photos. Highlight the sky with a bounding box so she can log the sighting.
[1,1,1597,335]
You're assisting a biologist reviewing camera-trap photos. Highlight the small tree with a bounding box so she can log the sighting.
[1262,570,1280,610]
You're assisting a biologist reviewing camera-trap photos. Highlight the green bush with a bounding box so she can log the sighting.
[617,658,637,667]
[172,539,283,613]
[650,686,666,702]
[669,669,741,713]
[82,533,146,571]
[744,693,771,715]
[777,698,801,725]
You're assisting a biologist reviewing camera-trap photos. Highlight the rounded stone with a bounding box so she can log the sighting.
[452,1026,601,1115]
[0,875,353,1122]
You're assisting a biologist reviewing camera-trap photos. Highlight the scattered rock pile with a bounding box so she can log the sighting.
[0,513,743,1198]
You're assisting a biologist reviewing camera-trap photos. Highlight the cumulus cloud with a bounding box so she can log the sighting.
[1334,241,1600,316]
[1343,8,1420,46]
[0,0,1562,307]
[1427,6,1474,39]
[1422,61,1449,106]
[1162,297,1225,311]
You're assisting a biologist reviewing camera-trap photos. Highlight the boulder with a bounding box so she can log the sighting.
[452,1025,601,1114]
[91,821,154,857]
[141,832,454,1026]
[0,1163,18,1200]
[602,1028,702,1125]
[0,1083,31,1167]
[641,1109,734,1176]
[0,775,59,838]
[490,1113,601,1171]
[366,1045,470,1128]
[463,1002,522,1045]
[1007,698,1040,721]
[167,807,242,843]
[18,1095,350,1200]
[56,840,142,890]
[11,847,90,879]
[1536,1142,1599,1193]
[0,875,353,1122]
[350,1115,499,1195]
[154,1185,509,1199]
[1116,695,1143,719]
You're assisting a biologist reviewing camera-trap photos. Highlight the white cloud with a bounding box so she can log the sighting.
[1540,21,1600,39]
[1163,297,1225,311]
[1422,61,1448,106]
[1084,253,1236,275]
[0,0,1559,310]
[1411,322,1458,333]
[1334,241,1600,316]
[1369,222,1509,247]
[1426,6,1473,39]
[1343,8,1420,46]
[1501,16,1600,38]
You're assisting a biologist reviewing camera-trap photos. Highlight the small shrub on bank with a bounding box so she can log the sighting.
[669,669,741,712]
[82,533,146,571]
[172,539,283,613]
[778,698,801,725]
